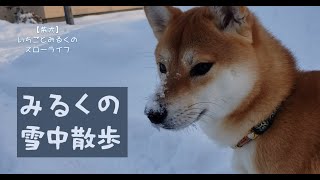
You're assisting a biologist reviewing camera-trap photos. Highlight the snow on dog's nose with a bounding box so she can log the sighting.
[144,97,167,124]
[146,108,167,124]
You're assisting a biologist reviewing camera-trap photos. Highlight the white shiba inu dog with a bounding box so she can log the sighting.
[144,6,320,174]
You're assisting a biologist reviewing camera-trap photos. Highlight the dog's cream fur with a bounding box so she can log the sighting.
[144,6,320,174]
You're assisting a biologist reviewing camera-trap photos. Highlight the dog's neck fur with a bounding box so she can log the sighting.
[219,15,297,147]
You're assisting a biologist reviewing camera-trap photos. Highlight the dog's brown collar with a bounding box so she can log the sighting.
[232,105,281,149]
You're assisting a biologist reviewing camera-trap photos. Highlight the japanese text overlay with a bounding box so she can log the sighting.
[17,87,128,157]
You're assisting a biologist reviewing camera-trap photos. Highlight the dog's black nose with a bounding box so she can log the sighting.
[146,108,168,124]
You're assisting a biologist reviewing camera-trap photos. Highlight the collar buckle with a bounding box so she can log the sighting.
[232,106,280,149]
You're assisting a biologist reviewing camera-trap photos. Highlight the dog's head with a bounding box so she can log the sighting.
[144,6,259,130]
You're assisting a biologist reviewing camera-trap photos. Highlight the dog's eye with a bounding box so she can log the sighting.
[159,63,167,74]
[190,63,214,77]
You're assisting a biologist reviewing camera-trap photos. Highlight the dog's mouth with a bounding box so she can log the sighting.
[158,109,208,130]
[196,109,208,121]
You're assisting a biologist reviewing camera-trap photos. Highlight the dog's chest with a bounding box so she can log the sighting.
[232,142,257,174]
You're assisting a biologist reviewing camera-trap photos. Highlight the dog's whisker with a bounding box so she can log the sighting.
[187,101,225,110]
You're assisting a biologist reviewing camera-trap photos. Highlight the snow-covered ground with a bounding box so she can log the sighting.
[0,6,319,174]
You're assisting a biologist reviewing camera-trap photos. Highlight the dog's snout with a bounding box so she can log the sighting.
[146,108,168,124]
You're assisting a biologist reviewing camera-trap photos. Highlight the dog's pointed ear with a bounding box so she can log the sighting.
[209,6,252,41]
[209,6,248,30]
[144,6,181,40]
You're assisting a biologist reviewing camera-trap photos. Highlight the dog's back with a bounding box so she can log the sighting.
[255,71,320,173]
